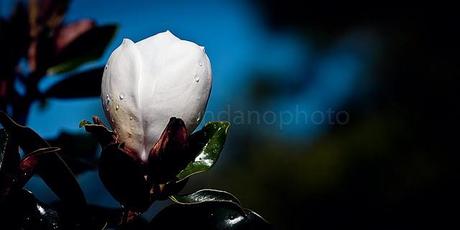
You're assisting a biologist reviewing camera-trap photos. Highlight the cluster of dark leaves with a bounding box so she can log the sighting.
[0,0,117,124]
[1,112,269,229]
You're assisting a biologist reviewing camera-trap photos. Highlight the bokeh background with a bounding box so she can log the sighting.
[2,1,459,229]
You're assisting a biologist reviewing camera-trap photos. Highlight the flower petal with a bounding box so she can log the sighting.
[148,117,191,183]
[101,38,144,159]
[136,31,212,157]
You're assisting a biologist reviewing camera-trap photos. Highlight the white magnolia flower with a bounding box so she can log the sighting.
[101,31,212,161]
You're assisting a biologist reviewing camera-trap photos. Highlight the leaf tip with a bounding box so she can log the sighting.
[79,120,91,128]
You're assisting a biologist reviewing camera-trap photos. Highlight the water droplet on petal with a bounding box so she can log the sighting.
[119,94,125,100]
[115,105,119,110]
[106,95,111,107]
[194,73,200,83]
[199,61,203,67]
[105,64,108,70]
[129,116,133,120]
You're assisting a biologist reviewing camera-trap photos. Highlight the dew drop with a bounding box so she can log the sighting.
[194,73,200,83]
[119,94,125,100]
[106,95,111,106]
[105,64,108,70]
[115,105,119,110]
[199,61,203,67]
[129,116,133,120]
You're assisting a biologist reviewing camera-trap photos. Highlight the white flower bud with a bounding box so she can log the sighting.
[101,31,211,161]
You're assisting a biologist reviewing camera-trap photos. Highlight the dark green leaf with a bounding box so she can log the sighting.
[80,205,122,229]
[0,112,50,153]
[159,178,189,199]
[99,143,151,211]
[242,208,271,229]
[48,25,118,73]
[50,203,122,230]
[0,112,86,209]
[0,128,20,198]
[79,120,91,128]
[0,189,62,230]
[150,201,270,229]
[176,121,230,181]
[0,128,20,174]
[44,67,104,98]
[170,189,240,205]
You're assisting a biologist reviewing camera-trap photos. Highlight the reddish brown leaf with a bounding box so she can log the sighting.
[148,117,191,183]
[18,147,60,186]
[81,116,117,148]
[55,19,95,53]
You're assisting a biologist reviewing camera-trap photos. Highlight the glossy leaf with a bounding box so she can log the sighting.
[0,189,62,230]
[170,189,240,205]
[99,143,151,211]
[242,208,271,229]
[0,112,86,209]
[0,129,19,199]
[0,112,50,153]
[48,25,118,73]
[0,128,20,174]
[150,200,270,229]
[176,121,230,181]
[44,67,104,98]
[150,178,189,201]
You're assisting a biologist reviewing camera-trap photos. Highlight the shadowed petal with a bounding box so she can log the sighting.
[148,117,191,183]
